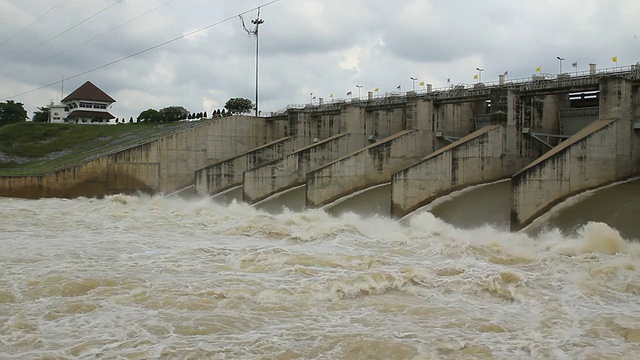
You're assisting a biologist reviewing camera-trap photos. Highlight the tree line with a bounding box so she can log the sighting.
[0,97,254,127]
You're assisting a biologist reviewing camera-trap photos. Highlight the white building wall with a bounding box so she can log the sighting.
[48,103,68,123]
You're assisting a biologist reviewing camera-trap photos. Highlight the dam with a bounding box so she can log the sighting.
[1,63,639,232]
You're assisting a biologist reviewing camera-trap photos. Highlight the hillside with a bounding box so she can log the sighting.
[0,121,203,174]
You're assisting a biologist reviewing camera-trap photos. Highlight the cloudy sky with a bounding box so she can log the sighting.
[1,0,639,120]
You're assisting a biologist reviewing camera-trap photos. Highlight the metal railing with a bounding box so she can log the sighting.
[270,63,640,114]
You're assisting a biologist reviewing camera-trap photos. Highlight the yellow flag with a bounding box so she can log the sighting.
[330,93,334,98]
[419,81,425,86]
[536,66,541,72]
[473,74,478,79]
[612,56,617,62]
[374,87,379,92]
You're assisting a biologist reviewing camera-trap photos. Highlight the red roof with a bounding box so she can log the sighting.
[66,110,115,119]
[62,81,115,103]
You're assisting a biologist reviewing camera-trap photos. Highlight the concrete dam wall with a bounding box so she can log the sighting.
[2,66,639,231]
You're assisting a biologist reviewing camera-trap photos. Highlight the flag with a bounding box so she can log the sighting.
[572,61,577,68]
[419,81,425,86]
[503,70,508,76]
[330,93,334,98]
[346,91,352,96]
[536,66,541,72]
[374,87,379,92]
[396,85,401,90]
[612,56,617,62]
[447,78,450,83]
[313,96,316,100]
[473,74,478,79]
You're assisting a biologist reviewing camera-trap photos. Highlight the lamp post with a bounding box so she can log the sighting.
[410,77,417,91]
[476,68,484,83]
[251,17,264,116]
[355,84,363,98]
[310,92,313,104]
[240,8,264,117]
[556,56,565,74]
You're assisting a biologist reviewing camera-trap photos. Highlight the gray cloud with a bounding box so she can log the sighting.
[1,0,639,120]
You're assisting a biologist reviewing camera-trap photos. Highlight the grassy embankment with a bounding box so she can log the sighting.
[0,121,186,174]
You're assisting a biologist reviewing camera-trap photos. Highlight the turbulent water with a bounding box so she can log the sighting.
[2,195,640,359]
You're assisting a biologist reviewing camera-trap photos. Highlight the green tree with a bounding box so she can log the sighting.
[0,100,28,127]
[137,109,163,123]
[159,106,189,122]
[32,107,50,123]
[224,98,253,114]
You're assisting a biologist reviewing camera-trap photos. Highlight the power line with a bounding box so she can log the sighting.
[2,0,283,101]
[1,0,123,67]
[0,0,71,47]
[3,0,178,78]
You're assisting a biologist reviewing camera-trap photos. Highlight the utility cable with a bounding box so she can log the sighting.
[0,0,71,47]
[1,0,123,66]
[2,0,283,101]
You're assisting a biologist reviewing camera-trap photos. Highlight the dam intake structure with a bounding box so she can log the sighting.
[1,63,639,231]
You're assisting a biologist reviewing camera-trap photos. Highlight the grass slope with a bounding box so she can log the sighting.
[0,121,186,172]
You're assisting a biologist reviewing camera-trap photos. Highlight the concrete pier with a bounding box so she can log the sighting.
[306,129,430,208]
[242,133,365,203]
[511,77,639,230]
[195,136,299,196]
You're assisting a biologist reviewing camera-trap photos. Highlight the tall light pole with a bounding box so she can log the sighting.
[410,77,417,91]
[356,84,363,98]
[240,8,264,117]
[476,68,484,83]
[557,56,565,74]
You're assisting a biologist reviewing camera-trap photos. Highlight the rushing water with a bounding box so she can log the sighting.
[2,194,640,359]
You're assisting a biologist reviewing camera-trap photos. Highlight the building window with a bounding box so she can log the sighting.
[94,103,107,109]
[79,102,92,108]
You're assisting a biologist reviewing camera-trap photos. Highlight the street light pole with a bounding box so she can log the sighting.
[557,56,565,74]
[252,16,264,117]
[356,84,363,98]
[410,77,417,91]
[240,8,264,117]
[476,68,484,83]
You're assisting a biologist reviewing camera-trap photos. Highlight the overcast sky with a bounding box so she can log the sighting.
[1,0,639,120]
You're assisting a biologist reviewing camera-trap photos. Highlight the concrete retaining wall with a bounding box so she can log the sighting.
[364,106,406,139]
[432,100,485,135]
[510,118,635,230]
[391,124,518,217]
[0,116,281,198]
[286,109,345,144]
[206,116,280,163]
[243,133,366,203]
[194,136,298,196]
[306,129,432,208]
